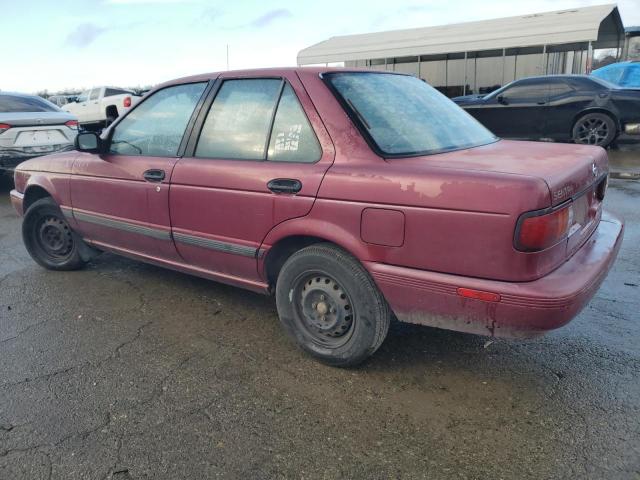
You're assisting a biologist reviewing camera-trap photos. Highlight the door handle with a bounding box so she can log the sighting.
[143,169,165,182]
[536,101,546,105]
[267,178,302,194]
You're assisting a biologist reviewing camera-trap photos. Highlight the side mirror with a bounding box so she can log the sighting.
[75,132,100,152]
[497,95,508,105]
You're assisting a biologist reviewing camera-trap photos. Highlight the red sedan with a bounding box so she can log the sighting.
[10,68,624,366]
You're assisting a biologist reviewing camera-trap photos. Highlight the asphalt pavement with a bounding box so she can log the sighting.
[0,173,638,479]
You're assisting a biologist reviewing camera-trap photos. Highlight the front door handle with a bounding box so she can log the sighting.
[267,178,302,194]
[143,169,165,182]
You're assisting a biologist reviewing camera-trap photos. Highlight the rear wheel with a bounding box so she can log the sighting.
[275,243,390,367]
[22,198,90,271]
[572,112,616,147]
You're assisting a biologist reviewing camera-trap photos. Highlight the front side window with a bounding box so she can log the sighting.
[0,95,59,113]
[326,72,496,156]
[109,82,206,157]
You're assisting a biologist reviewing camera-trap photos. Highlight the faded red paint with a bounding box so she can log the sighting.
[10,67,624,338]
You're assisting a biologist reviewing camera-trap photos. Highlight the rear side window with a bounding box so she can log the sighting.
[105,88,132,97]
[89,89,100,101]
[195,79,321,163]
[267,84,321,163]
[0,95,59,113]
[196,79,281,160]
[109,82,207,157]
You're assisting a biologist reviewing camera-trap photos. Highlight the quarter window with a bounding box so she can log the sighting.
[267,84,321,163]
[109,82,206,157]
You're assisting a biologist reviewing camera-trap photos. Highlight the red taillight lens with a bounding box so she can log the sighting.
[0,123,11,134]
[65,120,79,130]
[123,96,131,108]
[516,203,574,252]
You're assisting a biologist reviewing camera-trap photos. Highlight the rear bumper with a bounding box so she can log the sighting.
[10,189,24,216]
[367,210,624,338]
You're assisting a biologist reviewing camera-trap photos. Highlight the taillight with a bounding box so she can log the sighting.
[123,96,131,108]
[0,123,11,134]
[515,202,575,252]
[65,120,79,130]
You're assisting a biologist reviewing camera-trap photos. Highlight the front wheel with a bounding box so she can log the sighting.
[275,243,390,367]
[22,197,90,271]
[572,112,617,147]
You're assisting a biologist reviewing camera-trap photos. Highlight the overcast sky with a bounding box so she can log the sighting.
[1,0,639,93]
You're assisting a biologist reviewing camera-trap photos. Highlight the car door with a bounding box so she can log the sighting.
[541,78,580,139]
[70,81,210,261]
[465,78,549,139]
[169,73,335,285]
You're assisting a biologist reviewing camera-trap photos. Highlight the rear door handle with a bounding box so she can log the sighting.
[267,178,302,194]
[143,169,165,182]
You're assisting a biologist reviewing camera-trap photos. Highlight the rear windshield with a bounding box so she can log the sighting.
[0,94,59,113]
[325,72,497,156]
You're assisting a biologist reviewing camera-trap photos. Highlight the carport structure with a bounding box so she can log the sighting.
[297,4,624,97]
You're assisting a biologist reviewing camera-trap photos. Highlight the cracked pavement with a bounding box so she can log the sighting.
[0,175,639,479]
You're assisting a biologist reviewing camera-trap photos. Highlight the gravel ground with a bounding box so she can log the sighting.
[0,174,638,480]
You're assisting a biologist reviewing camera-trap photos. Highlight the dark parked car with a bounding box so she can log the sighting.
[453,75,640,147]
[10,68,623,366]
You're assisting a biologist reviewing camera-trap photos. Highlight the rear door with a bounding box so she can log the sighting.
[169,73,335,284]
[70,81,210,260]
[466,78,549,139]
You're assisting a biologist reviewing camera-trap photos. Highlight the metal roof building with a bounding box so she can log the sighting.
[298,4,625,97]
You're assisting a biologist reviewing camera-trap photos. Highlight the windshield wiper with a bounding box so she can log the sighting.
[346,98,371,130]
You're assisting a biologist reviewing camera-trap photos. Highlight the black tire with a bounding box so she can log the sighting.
[22,197,89,271]
[572,112,617,147]
[275,243,390,367]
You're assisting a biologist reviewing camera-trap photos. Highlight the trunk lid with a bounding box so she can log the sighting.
[394,139,608,207]
[0,111,77,127]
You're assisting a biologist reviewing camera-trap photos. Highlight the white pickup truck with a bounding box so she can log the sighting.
[63,87,141,129]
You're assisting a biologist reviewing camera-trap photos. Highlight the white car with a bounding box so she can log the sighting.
[0,92,78,170]
[63,86,141,128]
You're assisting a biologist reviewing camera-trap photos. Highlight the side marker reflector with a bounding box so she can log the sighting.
[457,287,501,302]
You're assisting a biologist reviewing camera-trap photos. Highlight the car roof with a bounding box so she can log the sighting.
[157,66,400,88]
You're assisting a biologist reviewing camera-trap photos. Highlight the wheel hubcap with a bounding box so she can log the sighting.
[297,274,354,346]
[577,118,609,146]
[37,216,73,258]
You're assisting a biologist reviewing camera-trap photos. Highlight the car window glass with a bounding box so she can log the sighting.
[0,95,59,113]
[547,80,573,98]
[77,91,90,103]
[622,65,640,88]
[109,82,207,157]
[105,88,130,97]
[267,84,321,163]
[89,88,100,101]
[327,72,496,156]
[195,79,281,160]
[501,81,547,101]
[593,66,624,85]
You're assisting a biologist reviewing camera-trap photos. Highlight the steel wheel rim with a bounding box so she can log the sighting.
[576,117,609,146]
[292,272,355,348]
[35,215,74,260]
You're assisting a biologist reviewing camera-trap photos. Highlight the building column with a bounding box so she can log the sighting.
[463,52,468,95]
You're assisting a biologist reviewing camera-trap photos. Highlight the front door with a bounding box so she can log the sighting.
[169,73,335,285]
[467,78,549,139]
[70,81,209,261]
